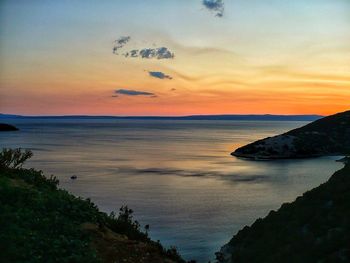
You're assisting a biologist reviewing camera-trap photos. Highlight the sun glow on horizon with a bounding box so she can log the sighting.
[0,0,349,116]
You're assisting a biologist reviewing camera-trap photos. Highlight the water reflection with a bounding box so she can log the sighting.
[0,119,343,262]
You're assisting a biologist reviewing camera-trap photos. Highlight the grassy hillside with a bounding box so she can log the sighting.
[217,161,350,263]
[0,149,186,263]
[232,110,350,159]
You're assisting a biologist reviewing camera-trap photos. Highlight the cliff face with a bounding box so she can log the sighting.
[217,162,350,263]
[232,110,350,159]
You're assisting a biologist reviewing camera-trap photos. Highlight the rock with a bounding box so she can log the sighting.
[0,123,19,131]
[232,110,350,159]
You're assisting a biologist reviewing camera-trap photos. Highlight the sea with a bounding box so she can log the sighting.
[0,118,343,262]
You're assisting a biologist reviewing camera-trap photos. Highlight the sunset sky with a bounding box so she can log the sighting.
[0,0,349,116]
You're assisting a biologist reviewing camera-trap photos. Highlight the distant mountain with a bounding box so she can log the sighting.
[217,162,350,263]
[232,110,350,159]
[0,113,322,121]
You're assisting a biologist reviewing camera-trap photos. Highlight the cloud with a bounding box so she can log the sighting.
[152,47,175,59]
[114,89,155,96]
[202,0,224,17]
[148,71,173,80]
[113,36,131,54]
[112,36,175,59]
[124,47,174,59]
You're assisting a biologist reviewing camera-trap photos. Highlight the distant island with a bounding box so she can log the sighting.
[0,123,18,131]
[0,113,322,121]
[232,110,350,159]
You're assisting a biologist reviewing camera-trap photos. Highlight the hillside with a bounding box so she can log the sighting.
[217,161,350,263]
[0,149,186,263]
[232,110,350,159]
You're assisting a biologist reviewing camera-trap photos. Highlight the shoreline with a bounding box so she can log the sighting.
[217,160,350,262]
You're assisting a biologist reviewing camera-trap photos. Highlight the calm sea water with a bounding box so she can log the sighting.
[0,118,343,262]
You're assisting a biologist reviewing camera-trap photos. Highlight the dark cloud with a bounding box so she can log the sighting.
[125,47,174,59]
[113,36,131,54]
[139,48,156,59]
[202,0,224,17]
[125,49,139,58]
[149,71,173,80]
[152,47,175,59]
[114,89,155,96]
[112,36,175,59]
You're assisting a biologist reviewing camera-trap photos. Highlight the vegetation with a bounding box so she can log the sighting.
[0,148,33,169]
[0,148,187,263]
[232,110,350,159]
[217,162,350,262]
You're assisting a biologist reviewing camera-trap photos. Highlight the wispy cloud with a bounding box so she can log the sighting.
[202,0,224,17]
[114,89,155,96]
[113,36,131,54]
[148,71,173,80]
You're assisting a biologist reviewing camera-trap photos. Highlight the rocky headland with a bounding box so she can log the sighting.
[232,110,350,159]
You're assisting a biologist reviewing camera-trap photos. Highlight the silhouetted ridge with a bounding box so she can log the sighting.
[217,162,350,262]
[232,110,350,159]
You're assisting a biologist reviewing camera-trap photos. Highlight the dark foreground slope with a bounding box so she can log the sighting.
[217,162,350,263]
[0,157,186,263]
[232,110,350,159]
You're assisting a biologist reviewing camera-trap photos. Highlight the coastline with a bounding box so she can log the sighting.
[231,110,350,161]
[231,151,324,160]
[217,160,350,262]
[0,152,187,263]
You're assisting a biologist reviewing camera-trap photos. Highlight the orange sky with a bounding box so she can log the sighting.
[0,0,349,116]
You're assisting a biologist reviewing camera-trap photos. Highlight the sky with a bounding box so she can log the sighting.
[0,0,349,116]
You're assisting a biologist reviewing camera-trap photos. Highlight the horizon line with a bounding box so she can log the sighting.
[0,113,324,117]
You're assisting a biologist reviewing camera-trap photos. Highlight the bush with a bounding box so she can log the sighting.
[107,205,149,241]
[0,148,187,263]
[0,148,33,169]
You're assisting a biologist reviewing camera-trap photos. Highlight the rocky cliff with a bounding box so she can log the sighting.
[232,110,350,159]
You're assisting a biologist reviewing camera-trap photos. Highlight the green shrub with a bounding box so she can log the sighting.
[0,148,186,263]
[107,205,149,241]
[0,148,33,169]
